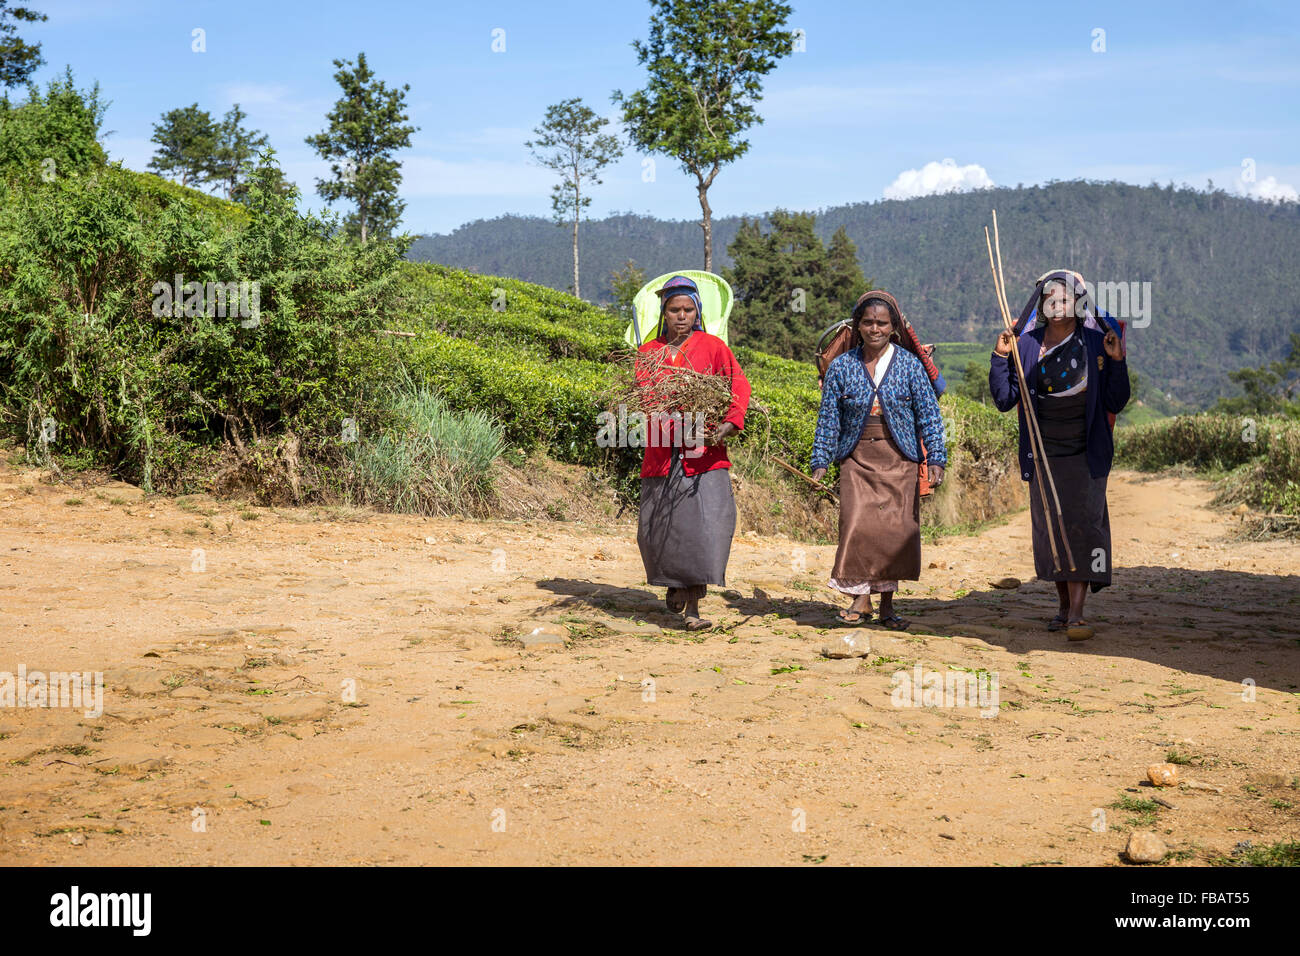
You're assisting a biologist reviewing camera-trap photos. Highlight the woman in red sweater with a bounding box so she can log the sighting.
[635,275,751,630]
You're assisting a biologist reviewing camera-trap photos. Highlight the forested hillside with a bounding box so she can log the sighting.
[408,181,1300,407]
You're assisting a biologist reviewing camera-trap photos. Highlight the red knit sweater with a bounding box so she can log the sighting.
[635,332,751,478]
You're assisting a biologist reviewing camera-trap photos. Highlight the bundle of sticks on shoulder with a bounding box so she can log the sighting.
[604,345,734,435]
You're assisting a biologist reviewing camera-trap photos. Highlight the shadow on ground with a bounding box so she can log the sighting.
[538,565,1300,691]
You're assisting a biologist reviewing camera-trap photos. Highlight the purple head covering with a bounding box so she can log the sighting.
[655,275,705,336]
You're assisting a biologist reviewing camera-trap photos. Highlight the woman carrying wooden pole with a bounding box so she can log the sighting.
[988,265,1131,640]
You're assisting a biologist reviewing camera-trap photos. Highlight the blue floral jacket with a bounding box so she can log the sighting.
[811,346,947,470]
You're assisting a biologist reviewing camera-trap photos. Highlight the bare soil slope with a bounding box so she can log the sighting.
[1,463,1296,865]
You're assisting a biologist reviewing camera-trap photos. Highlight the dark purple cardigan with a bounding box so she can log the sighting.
[988,325,1130,481]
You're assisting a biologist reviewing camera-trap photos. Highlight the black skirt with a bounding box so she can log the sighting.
[1029,451,1112,591]
[637,455,737,591]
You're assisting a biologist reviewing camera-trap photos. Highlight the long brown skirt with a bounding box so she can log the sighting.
[831,423,921,583]
[1029,451,1112,591]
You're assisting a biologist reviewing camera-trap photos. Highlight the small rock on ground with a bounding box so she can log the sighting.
[1124,831,1168,864]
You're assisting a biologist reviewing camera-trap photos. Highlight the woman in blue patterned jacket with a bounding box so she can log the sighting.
[811,291,947,629]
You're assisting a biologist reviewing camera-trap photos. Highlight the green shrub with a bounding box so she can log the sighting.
[406,331,610,462]
[0,69,108,181]
[0,142,405,494]
[1115,414,1279,472]
[345,381,504,515]
[1116,413,1300,516]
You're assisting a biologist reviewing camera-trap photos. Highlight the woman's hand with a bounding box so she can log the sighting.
[927,464,945,488]
[811,467,827,482]
[708,421,738,446]
[994,331,1015,357]
[1103,329,1125,360]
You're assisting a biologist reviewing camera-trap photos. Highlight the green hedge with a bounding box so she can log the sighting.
[1116,413,1300,516]
[1115,414,1293,472]
[405,331,610,463]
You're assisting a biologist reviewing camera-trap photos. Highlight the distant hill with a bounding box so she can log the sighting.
[407,181,1300,408]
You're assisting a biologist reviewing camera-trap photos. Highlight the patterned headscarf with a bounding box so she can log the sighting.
[1012,268,1121,337]
[656,275,705,337]
[850,290,946,397]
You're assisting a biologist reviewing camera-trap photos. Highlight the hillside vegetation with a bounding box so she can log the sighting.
[409,181,1300,410]
[0,78,1022,537]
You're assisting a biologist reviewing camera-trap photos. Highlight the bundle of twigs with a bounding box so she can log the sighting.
[603,345,735,433]
[984,210,1075,572]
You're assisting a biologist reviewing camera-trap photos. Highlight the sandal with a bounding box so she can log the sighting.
[683,616,713,631]
[1046,613,1068,632]
[666,587,686,613]
[877,612,910,631]
[837,607,871,625]
[1066,619,1094,641]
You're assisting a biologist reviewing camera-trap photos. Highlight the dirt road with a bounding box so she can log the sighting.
[1,462,1296,865]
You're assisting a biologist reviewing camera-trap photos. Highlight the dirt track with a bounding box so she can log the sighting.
[1,461,1297,865]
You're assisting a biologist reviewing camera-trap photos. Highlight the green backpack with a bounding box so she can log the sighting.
[623,270,734,347]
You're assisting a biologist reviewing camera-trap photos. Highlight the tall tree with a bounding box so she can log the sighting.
[724,210,867,359]
[148,103,218,188]
[612,0,794,271]
[824,226,868,307]
[211,103,269,199]
[525,98,623,299]
[0,1,46,89]
[305,52,417,244]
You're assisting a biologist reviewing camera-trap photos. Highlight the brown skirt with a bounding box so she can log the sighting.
[831,422,921,582]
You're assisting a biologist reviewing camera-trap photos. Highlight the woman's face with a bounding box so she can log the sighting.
[663,296,697,339]
[858,302,894,350]
[1041,282,1077,327]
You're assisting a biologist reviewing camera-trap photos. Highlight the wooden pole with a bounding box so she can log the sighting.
[771,455,840,506]
[985,227,1064,573]
[992,212,1076,571]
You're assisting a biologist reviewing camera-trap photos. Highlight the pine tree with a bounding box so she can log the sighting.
[725,211,867,359]
[148,104,219,188]
[305,52,417,244]
[0,1,46,89]
[211,104,269,199]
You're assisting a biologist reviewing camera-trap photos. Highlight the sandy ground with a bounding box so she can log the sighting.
[0,461,1297,866]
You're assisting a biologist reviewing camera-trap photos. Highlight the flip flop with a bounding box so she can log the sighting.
[837,608,870,625]
[877,613,910,631]
[1066,619,1094,641]
[683,616,713,631]
[1046,613,1068,632]
[666,587,686,613]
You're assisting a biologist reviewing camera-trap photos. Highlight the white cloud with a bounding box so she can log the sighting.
[883,158,994,200]
[1241,175,1299,203]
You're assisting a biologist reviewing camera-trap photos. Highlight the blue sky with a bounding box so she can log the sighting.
[18,0,1300,234]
